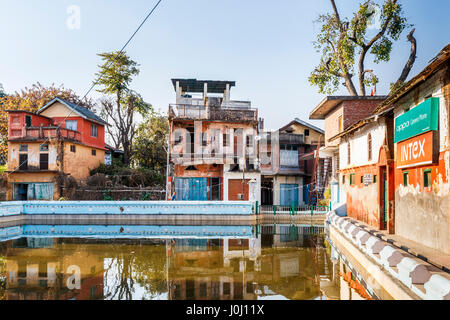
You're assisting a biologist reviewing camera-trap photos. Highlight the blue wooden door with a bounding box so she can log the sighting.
[303,184,310,205]
[280,184,299,206]
[175,178,207,201]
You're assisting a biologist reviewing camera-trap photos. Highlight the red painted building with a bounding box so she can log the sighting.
[6,97,108,200]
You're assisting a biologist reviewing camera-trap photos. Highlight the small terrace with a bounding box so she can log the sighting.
[169,104,258,122]
[9,126,82,142]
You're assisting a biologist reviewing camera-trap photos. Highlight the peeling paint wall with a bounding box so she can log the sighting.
[338,119,391,230]
[393,64,450,254]
[63,143,105,181]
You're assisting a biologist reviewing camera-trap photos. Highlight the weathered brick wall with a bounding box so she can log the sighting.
[325,100,382,147]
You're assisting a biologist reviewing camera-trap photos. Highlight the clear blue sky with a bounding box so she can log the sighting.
[0,0,449,131]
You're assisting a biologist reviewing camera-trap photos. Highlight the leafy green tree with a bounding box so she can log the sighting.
[0,84,5,98]
[309,0,416,96]
[133,110,168,176]
[95,51,149,165]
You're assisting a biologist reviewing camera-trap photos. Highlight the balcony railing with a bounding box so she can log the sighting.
[279,133,304,145]
[9,126,82,142]
[169,104,257,122]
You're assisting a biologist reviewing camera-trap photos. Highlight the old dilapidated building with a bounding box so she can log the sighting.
[374,44,450,254]
[6,97,108,200]
[309,96,388,209]
[167,79,262,202]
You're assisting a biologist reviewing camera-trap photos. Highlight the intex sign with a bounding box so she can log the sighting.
[394,97,439,143]
[396,131,436,169]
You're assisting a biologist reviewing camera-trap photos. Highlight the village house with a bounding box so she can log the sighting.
[326,106,395,232]
[372,44,450,254]
[309,95,388,210]
[6,97,108,200]
[259,118,324,207]
[167,79,262,202]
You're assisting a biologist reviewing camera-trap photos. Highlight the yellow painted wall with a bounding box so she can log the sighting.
[39,101,76,118]
[8,141,59,171]
[64,143,104,180]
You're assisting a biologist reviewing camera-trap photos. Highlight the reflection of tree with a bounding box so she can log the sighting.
[0,256,5,300]
[102,242,167,300]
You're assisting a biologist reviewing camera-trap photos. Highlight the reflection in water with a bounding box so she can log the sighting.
[0,224,372,300]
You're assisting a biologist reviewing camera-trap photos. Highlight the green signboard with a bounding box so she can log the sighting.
[394,97,439,143]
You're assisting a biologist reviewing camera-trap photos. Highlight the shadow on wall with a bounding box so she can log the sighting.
[334,203,347,217]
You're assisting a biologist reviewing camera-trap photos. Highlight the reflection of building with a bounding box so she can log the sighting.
[168,238,259,300]
[167,226,333,300]
[4,238,104,300]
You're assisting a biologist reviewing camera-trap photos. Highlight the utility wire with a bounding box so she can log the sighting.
[7,0,164,177]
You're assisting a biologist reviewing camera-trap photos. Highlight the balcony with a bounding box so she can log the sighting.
[9,126,82,142]
[169,104,257,122]
[279,133,304,145]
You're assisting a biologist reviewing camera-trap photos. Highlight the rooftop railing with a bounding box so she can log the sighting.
[169,104,257,122]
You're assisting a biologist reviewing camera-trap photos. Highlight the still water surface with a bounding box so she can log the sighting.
[0,224,372,300]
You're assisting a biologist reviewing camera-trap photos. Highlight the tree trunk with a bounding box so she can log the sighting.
[394,29,417,87]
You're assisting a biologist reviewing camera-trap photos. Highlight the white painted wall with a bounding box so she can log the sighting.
[339,119,386,170]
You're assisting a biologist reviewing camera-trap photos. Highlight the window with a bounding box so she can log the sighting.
[350,173,355,185]
[403,172,409,187]
[223,282,230,295]
[19,144,28,152]
[65,120,77,131]
[246,135,254,148]
[342,175,345,184]
[25,115,32,127]
[174,131,182,145]
[347,142,351,165]
[373,175,377,183]
[423,169,432,188]
[360,176,364,184]
[90,124,98,138]
[338,115,343,132]
[368,133,372,161]
[70,145,76,153]
[92,149,96,156]
[19,154,28,170]
[40,154,48,170]
[40,144,49,152]
[304,129,310,136]
[202,132,208,146]
[223,133,230,147]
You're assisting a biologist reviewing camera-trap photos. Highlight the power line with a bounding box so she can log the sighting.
[6,0,164,177]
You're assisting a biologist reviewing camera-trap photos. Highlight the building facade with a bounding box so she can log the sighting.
[374,44,450,254]
[259,118,324,206]
[329,115,395,232]
[309,96,388,210]
[168,79,262,202]
[6,97,108,200]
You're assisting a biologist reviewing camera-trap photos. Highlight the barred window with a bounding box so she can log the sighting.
[368,133,372,161]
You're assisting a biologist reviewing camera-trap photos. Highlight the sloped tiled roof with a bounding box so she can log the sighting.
[37,97,109,125]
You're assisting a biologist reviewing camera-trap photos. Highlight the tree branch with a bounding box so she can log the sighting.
[395,28,416,86]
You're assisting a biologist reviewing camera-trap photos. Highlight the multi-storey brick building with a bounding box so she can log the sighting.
[259,118,324,206]
[6,97,108,200]
[167,79,262,202]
